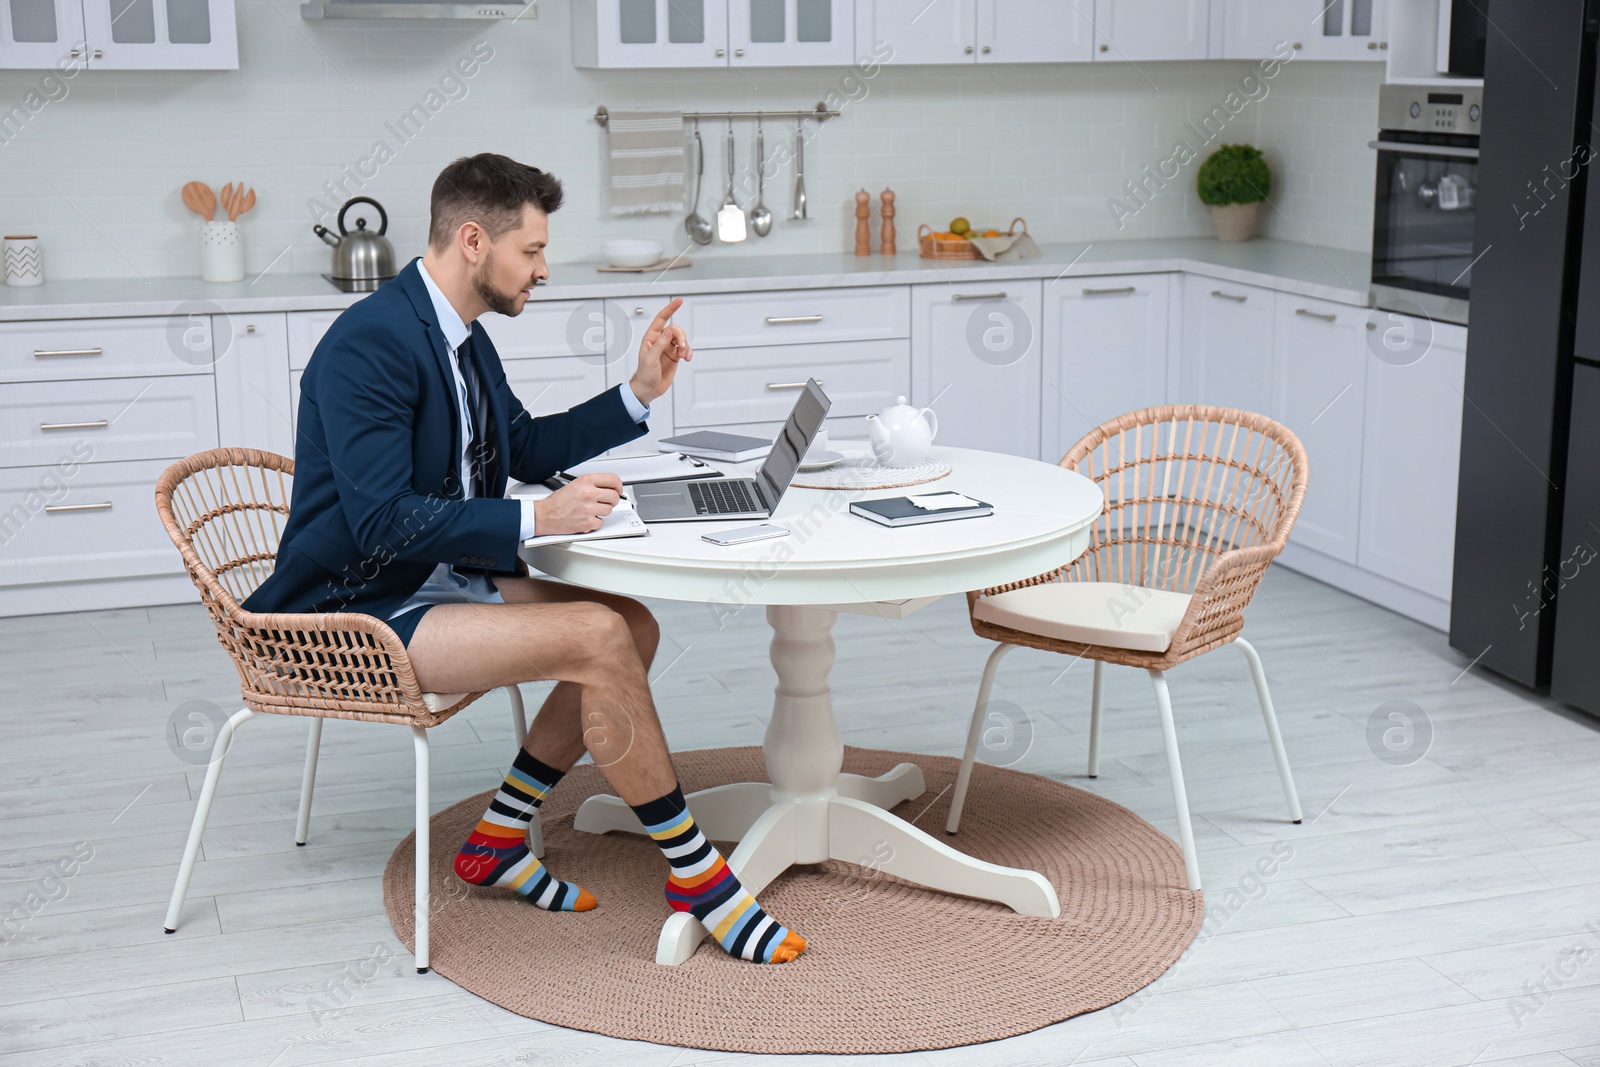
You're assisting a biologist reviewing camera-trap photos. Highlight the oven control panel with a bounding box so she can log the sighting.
[1377,85,1483,136]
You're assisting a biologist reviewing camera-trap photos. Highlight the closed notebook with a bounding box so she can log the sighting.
[849,492,994,527]
[658,429,771,462]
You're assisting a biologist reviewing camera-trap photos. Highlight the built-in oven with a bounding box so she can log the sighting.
[1369,84,1482,327]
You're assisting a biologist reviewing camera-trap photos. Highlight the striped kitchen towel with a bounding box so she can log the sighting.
[605,109,686,216]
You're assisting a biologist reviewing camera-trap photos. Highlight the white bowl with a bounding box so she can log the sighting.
[603,239,663,268]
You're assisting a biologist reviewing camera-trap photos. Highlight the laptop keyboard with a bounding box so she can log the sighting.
[689,479,760,515]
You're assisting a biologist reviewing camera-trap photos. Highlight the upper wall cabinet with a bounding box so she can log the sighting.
[857,0,1092,65]
[1221,0,1386,61]
[1091,0,1208,62]
[573,0,850,67]
[0,0,237,69]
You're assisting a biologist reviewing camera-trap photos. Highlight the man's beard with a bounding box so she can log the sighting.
[471,249,524,317]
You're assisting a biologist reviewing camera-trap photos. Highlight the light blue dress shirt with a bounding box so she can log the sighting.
[388,259,649,620]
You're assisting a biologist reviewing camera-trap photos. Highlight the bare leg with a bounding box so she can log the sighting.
[494,578,661,772]
[406,593,676,804]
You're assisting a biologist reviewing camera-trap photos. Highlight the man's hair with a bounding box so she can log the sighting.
[428,153,564,250]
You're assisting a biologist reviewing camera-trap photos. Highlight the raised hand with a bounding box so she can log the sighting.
[629,298,692,407]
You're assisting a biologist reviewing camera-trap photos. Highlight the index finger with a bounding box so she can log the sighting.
[648,298,684,331]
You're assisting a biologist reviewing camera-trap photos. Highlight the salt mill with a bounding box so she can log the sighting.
[879,188,896,255]
[854,189,872,256]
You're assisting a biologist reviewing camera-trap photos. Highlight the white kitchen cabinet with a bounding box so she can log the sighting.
[1042,274,1171,462]
[572,0,730,68]
[910,281,1041,459]
[214,313,294,458]
[1270,292,1366,563]
[1357,314,1465,602]
[854,0,973,64]
[730,0,852,66]
[1,0,236,70]
[1092,0,1208,62]
[856,0,1090,65]
[1221,0,1386,60]
[1176,275,1276,414]
[0,0,82,68]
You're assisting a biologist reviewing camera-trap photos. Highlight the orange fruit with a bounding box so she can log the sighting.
[983,229,1001,237]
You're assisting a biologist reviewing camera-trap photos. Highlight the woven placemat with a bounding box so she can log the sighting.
[383,746,1204,1055]
[789,455,951,490]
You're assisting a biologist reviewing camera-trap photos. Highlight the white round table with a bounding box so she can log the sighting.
[520,445,1104,965]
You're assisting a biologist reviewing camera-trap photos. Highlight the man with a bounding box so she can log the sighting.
[244,154,805,965]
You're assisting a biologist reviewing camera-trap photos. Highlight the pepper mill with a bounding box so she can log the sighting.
[854,189,872,256]
[879,188,896,256]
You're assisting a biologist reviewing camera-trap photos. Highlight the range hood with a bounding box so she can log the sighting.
[301,0,533,19]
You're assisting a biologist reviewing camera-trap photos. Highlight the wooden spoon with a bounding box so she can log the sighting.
[181,181,215,221]
[234,187,256,220]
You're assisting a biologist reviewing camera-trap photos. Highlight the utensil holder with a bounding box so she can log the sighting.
[199,221,244,282]
[4,235,43,286]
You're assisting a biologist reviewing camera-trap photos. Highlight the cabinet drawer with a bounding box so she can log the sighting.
[0,375,219,468]
[1,317,214,383]
[676,286,910,349]
[481,299,616,362]
[671,339,910,427]
[287,310,342,371]
[0,458,184,587]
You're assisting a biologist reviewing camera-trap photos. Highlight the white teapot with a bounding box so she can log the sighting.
[866,396,939,467]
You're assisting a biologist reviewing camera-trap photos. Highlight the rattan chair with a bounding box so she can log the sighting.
[155,447,537,973]
[946,406,1309,891]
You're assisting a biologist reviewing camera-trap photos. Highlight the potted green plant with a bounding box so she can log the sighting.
[1197,144,1270,242]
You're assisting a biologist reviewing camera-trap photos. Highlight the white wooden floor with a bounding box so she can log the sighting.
[2,567,1599,1067]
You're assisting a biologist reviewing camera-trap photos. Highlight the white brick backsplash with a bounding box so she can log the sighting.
[0,4,1382,281]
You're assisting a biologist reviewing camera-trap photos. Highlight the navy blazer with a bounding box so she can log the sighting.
[242,258,646,622]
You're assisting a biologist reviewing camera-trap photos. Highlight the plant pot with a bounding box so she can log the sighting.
[1210,202,1261,243]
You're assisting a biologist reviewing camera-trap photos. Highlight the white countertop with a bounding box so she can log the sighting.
[0,237,1371,322]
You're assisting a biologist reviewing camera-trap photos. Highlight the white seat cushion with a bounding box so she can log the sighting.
[422,692,469,712]
[973,582,1193,653]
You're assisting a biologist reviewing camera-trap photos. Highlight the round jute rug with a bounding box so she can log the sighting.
[382,745,1204,1055]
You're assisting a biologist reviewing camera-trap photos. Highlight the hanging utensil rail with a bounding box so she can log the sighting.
[593,102,841,128]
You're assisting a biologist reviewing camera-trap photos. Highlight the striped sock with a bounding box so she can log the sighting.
[631,785,806,964]
[453,750,596,912]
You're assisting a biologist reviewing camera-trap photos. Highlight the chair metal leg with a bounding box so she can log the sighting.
[165,708,254,933]
[1235,637,1304,824]
[946,642,1016,835]
[1149,670,1202,891]
[1087,659,1104,778]
[506,683,527,744]
[412,725,431,974]
[294,718,322,846]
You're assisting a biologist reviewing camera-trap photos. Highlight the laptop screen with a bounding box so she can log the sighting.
[755,379,831,508]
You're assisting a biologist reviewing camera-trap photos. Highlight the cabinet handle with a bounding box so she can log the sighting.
[33,347,102,358]
[245,324,257,334]
[69,47,102,58]
[1295,308,1338,322]
[1099,43,1109,52]
[1082,286,1136,296]
[634,307,644,315]
[765,315,823,324]
[982,45,991,53]
[40,420,108,432]
[964,45,974,54]
[1210,290,1248,303]
[1367,41,1378,49]
[735,48,744,56]
[45,501,112,513]
[715,48,725,56]
[767,380,824,390]
[1292,42,1302,50]
[952,291,1007,302]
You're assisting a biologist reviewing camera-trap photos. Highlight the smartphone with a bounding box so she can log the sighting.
[701,523,790,546]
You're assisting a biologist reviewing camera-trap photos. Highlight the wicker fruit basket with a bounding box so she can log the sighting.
[918,217,1028,260]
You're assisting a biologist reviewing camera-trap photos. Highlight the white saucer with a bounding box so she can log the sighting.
[796,450,846,471]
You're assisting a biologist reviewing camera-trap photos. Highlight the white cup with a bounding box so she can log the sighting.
[199,221,244,283]
[803,427,830,461]
[4,235,43,287]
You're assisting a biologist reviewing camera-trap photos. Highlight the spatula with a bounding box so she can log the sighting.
[181,181,215,221]
[219,183,235,223]
[233,186,256,221]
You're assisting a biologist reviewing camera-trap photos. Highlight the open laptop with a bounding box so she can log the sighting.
[633,379,830,522]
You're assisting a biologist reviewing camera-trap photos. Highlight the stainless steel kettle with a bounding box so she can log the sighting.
[314,196,396,292]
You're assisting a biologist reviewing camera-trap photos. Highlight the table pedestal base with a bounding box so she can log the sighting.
[573,604,1061,965]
